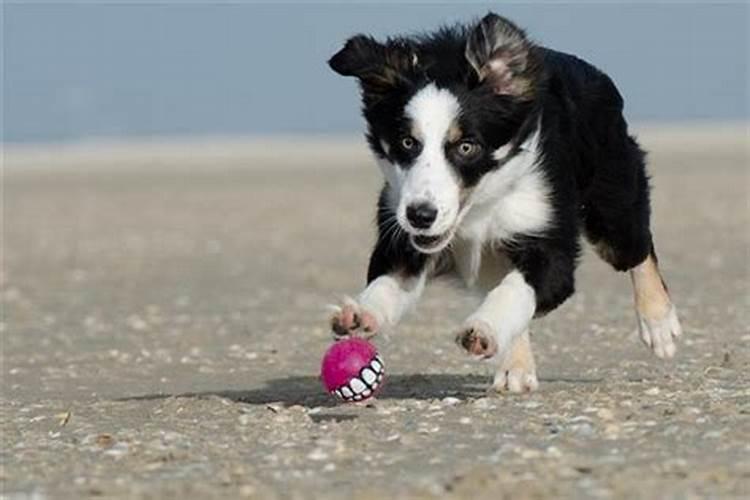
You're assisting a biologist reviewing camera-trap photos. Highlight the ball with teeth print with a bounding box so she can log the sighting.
[321,338,384,403]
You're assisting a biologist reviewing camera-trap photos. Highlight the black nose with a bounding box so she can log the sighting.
[406,202,438,229]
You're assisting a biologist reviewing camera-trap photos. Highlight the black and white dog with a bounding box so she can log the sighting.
[327,13,682,392]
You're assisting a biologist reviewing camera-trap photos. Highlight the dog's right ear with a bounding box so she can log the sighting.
[329,35,417,100]
[328,35,384,78]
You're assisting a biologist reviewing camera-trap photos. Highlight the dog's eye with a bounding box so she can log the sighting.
[456,141,481,157]
[400,136,417,151]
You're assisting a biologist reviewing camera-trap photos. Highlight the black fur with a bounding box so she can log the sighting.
[330,13,654,314]
[367,187,429,283]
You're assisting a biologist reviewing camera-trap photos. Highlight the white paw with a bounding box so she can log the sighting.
[330,298,380,339]
[636,304,682,359]
[492,335,539,393]
[493,367,539,393]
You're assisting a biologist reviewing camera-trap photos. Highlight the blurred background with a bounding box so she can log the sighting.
[3,1,748,144]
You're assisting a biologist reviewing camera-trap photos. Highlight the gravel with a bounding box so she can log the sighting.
[2,129,749,499]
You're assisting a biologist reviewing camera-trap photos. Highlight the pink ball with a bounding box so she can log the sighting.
[321,338,384,402]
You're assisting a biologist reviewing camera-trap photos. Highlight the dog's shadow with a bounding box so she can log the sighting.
[117,373,492,409]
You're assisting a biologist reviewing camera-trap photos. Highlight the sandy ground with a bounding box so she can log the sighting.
[2,126,749,499]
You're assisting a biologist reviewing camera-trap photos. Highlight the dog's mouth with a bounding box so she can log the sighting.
[409,231,452,254]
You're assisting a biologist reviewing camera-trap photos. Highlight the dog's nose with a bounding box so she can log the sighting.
[406,202,438,229]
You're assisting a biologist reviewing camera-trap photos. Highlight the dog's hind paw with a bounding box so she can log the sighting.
[636,303,682,359]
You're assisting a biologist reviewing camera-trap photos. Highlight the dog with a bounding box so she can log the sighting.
[326,13,682,393]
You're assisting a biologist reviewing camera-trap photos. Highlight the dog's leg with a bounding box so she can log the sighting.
[455,270,536,361]
[630,253,682,358]
[331,272,426,338]
[492,329,538,393]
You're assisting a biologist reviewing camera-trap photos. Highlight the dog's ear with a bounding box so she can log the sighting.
[329,35,417,100]
[465,13,539,99]
[328,35,384,78]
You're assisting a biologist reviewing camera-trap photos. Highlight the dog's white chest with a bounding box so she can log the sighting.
[451,236,513,291]
[457,145,553,244]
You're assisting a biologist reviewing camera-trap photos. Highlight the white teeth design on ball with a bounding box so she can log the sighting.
[361,368,377,385]
[371,358,382,372]
[350,378,367,394]
[333,355,385,401]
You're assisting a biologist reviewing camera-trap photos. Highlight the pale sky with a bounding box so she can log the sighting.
[4,2,748,143]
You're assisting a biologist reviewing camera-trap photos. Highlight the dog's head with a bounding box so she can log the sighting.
[329,13,542,253]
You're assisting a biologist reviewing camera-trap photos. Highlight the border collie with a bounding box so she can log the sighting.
[327,13,682,393]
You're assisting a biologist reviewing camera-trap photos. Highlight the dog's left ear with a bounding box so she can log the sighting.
[329,35,418,101]
[465,13,539,99]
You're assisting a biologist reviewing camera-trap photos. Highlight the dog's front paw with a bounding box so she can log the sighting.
[455,319,498,359]
[636,303,682,359]
[330,299,380,339]
[492,332,538,393]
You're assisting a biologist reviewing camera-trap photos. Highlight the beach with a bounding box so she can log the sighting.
[3,124,749,499]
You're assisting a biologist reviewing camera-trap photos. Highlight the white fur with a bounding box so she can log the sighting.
[457,126,552,244]
[451,236,513,291]
[397,84,462,237]
[357,273,426,331]
[450,237,485,289]
[464,270,537,352]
